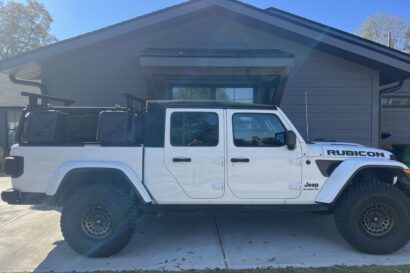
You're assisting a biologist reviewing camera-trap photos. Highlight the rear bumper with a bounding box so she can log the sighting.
[1,189,45,205]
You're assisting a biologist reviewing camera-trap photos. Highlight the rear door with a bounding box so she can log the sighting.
[164,108,225,199]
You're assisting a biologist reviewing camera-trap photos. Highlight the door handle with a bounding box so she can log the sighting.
[173,157,192,162]
[231,158,250,163]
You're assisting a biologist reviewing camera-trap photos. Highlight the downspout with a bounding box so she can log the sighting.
[9,70,47,95]
[378,81,404,147]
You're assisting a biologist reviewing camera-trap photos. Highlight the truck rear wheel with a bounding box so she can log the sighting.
[61,183,138,257]
[335,180,410,254]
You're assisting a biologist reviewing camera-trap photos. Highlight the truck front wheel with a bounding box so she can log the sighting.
[335,180,410,254]
[61,183,138,257]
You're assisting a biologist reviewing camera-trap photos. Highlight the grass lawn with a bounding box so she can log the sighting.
[7,265,410,273]
[85,265,410,273]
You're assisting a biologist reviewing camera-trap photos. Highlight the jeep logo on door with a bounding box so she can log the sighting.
[327,150,385,158]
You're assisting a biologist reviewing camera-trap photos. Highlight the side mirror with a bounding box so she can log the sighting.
[286,130,297,150]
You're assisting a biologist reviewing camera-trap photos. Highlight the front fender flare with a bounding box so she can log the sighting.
[315,158,408,204]
[46,161,152,203]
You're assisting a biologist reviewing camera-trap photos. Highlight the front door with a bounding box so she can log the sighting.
[164,109,225,199]
[227,110,302,199]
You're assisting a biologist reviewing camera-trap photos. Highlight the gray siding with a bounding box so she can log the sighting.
[381,79,410,145]
[42,14,379,146]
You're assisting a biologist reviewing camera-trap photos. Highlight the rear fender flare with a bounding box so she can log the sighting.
[315,158,408,204]
[46,161,152,203]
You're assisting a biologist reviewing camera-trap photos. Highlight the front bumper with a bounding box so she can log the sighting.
[1,189,45,205]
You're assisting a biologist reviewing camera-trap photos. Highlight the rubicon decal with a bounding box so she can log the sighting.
[327,150,385,157]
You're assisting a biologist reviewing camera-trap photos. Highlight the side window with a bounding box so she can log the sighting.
[171,112,219,147]
[233,113,286,147]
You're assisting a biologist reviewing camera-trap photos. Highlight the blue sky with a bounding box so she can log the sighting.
[10,0,410,40]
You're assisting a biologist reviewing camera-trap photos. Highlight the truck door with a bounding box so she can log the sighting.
[164,109,225,199]
[227,110,302,199]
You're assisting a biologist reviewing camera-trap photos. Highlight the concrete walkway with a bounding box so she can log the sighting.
[1,177,410,272]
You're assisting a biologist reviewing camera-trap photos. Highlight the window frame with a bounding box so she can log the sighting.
[171,84,256,103]
[232,112,287,148]
[170,111,220,147]
[381,95,410,108]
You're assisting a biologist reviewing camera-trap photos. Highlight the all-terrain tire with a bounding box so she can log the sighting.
[335,180,410,254]
[61,183,139,257]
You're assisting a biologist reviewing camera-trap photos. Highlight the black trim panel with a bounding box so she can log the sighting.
[1,189,45,205]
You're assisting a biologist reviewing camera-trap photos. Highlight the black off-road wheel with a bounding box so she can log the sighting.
[335,180,410,254]
[61,183,139,257]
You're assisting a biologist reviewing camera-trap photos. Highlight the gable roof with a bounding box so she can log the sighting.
[0,73,37,108]
[0,0,409,84]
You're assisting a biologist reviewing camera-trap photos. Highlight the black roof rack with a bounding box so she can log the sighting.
[22,91,75,108]
[123,92,146,112]
[146,100,277,111]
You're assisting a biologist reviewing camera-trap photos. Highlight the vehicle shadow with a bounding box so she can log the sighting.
[31,211,365,272]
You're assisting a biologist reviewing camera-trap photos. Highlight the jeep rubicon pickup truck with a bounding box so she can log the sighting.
[2,92,410,257]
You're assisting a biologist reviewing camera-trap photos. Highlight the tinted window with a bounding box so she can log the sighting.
[172,87,212,100]
[233,113,286,147]
[216,88,254,103]
[171,112,218,147]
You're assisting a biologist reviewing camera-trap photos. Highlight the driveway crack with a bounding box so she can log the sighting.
[213,215,228,269]
[0,210,32,229]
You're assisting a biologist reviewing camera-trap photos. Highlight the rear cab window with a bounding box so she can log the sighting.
[170,111,219,147]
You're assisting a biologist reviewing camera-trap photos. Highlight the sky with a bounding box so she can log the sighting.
[7,0,410,41]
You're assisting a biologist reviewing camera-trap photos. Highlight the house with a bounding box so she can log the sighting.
[381,79,410,146]
[0,73,37,154]
[0,0,409,148]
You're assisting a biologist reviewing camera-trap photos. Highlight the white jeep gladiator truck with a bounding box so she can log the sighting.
[2,92,410,257]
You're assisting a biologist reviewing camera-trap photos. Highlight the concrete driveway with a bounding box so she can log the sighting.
[1,176,410,272]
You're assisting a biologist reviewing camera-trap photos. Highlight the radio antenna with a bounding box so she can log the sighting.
[305,91,310,142]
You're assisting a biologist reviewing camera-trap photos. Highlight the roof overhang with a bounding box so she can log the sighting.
[139,48,294,68]
[0,0,409,84]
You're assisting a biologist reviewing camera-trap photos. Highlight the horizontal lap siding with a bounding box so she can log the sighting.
[381,108,410,145]
[42,14,377,146]
[282,68,374,145]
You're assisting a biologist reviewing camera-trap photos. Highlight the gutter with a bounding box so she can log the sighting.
[380,81,404,95]
[9,71,47,95]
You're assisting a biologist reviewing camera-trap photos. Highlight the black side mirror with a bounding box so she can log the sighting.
[286,130,297,150]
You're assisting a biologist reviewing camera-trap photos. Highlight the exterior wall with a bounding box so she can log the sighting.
[42,14,379,146]
[381,79,410,145]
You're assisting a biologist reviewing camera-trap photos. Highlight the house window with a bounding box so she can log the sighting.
[172,86,254,103]
[382,96,410,107]
[172,87,212,100]
[7,110,21,149]
[170,112,219,147]
[216,87,253,103]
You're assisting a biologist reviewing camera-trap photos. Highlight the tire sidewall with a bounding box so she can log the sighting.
[336,183,410,254]
[61,184,137,257]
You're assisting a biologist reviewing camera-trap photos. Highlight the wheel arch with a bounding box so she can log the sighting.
[46,161,152,205]
[316,159,409,204]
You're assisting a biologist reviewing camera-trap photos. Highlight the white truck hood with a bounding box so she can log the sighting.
[307,141,392,160]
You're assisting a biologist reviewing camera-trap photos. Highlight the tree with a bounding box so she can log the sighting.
[355,13,410,53]
[0,0,57,60]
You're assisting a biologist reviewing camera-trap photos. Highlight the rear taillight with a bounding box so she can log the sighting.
[3,157,24,178]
